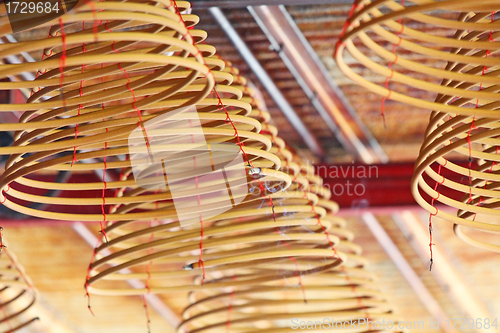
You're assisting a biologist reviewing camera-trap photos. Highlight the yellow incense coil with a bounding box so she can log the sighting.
[335,0,500,117]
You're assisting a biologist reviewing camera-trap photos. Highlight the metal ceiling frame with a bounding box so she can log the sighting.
[248,5,388,164]
[209,6,326,157]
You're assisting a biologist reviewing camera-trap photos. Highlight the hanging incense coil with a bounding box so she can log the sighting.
[409,9,500,251]
[412,110,500,252]
[177,69,401,333]
[335,0,500,250]
[83,55,401,330]
[335,0,500,117]
[0,0,220,220]
[0,249,38,332]
[179,152,400,333]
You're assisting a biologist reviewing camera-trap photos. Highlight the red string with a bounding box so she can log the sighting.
[471,11,496,220]
[34,28,55,82]
[188,119,207,285]
[103,21,153,160]
[428,161,445,271]
[209,56,279,223]
[473,144,498,221]
[380,0,405,127]
[142,295,151,333]
[0,227,4,250]
[58,18,67,109]
[225,275,237,332]
[82,7,112,313]
[466,117,477,203]
[306,196,373,324]
[99,156,109,244]
[116,63,154,160]
[198,220,206,284]
[56,16,112,253]
[72,22,88,166]
[334,3,364,57]
[171,2,279,288]
[221,54,311,305]
[85,244,99,316]
[143,219,155,330]
[220,63,307,303]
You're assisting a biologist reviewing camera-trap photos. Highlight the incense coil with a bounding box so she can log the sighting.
[0,249,38,333]
[335,0,500,117]
[178,162,400,333]
[412,110,500,251]
[177,71,401,333]
[410,9,500,251]
[0,0,235,220]
[84,60,401,331]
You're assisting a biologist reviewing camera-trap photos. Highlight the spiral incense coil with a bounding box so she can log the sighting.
[409,8,500,251]
[176,68,400,333]
[335,0,500,117]
[0,249,38,333]
[412,110,500,251]
[178,161,400,333]
[0,0,230,220]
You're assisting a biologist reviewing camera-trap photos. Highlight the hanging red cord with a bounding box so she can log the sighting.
[225,276,237,332]
[81,1,109,314]
[471,11,496,221]
[170,2,279,287]
[428,161,445,271]
[334,2,364,58]
[84,243,98,316]
[380,0,405,128]
[58,17,67,109]
[218,60,308,304]
[70,19,91,167]
[142,295,152,333]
